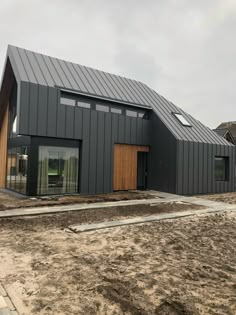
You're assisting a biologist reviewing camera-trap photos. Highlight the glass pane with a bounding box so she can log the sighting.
[12,116,17,134]
[126,110,137,117]
[77,101,90,109]
[15,147,21,192]
[19,147,28,194]
[10,148,17,190]
[173,113,191,126]
[138,112,144,118]
[96,104,109,112]
[215,157,226,181]
[60,97,76,106]
[7,149,12,189]
[111,107,122,114]
[38,146,79,195]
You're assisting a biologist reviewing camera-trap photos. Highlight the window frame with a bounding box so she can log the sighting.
[214,156,229,182]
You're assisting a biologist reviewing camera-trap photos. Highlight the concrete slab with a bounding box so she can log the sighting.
[0,198,168,218]
[0,190,233,219]
[0,286,7,298]
[0,297,7,309]
[0,309,11,315]
[3,298,14,312]
[69,207,236,233]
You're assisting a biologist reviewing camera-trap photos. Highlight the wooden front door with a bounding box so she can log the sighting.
[113,144,149,191]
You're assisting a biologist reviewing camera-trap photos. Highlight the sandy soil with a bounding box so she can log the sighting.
[0,204,235,315]
[0,191,152,211]
[201,192,236,204]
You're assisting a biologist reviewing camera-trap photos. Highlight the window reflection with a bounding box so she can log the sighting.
[37,146,79,195]
[6,146,28,194]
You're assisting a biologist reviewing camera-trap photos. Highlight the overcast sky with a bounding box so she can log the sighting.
[0,0,235,128]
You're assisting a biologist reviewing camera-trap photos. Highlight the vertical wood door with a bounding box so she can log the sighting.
[113,144,149,191]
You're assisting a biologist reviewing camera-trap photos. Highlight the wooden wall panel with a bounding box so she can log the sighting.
[0,105,9,188]
[113,144,149,191]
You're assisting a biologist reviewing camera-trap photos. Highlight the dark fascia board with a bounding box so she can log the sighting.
[58,87,152,110]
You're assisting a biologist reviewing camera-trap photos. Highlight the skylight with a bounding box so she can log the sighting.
[173,113,191,127]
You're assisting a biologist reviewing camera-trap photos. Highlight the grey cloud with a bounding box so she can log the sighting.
[0,0,235,128]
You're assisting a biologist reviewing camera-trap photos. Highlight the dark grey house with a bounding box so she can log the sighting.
[0,45,234,196]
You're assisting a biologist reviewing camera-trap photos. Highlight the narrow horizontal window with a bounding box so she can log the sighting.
[126,110,137,118]
[173,112,191,126]
[96,104,109,112]
[77,101,90,109]
[111,107,122,114]
[60,97,76,106]
[138,112,144,118]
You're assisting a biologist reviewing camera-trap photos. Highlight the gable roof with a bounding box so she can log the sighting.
[217,122,236,140]
[213,128,235,145]
[2,45,232,146]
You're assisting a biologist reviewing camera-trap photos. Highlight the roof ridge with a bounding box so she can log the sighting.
[8,44,146,86]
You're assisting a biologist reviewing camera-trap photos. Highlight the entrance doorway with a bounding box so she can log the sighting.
[137,152,148,190]
[113,144,149,191]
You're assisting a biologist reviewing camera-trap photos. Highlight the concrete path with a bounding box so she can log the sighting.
[0,190,234,218]
[68,205,236,233]
[0,284,18,315]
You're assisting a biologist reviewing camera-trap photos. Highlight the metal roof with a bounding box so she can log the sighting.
[5,45,232,145]
[217,122,236,139]
[213,128,228,137]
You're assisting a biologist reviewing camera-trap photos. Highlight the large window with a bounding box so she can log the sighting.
[215,157,229,181]
[7,146,28,194]
[37,146,79,195]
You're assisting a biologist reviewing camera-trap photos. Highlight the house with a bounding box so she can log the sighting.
[216,122,236,144]
[0,45,235,196]
[213,128,235,145]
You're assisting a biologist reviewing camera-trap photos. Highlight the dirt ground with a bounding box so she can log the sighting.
[201,192,236,204]
[0,191,153,211]
[0,203,236,315]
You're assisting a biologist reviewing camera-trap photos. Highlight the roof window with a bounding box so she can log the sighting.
[173,113,191,127]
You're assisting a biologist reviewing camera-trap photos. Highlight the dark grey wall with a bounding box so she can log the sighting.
[148,112,177,193]
[176,141,235,195]
[17,82,235,196]
[18,82,150,195]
